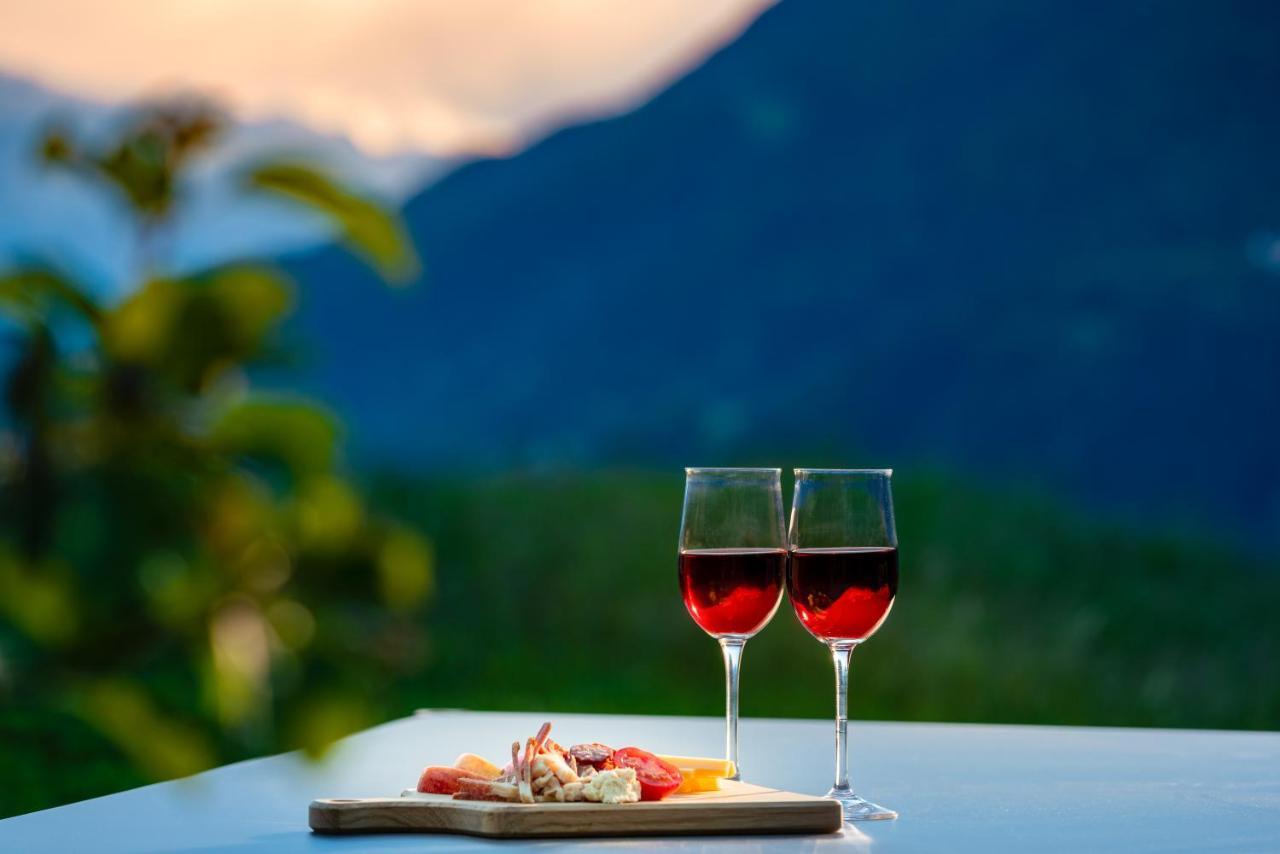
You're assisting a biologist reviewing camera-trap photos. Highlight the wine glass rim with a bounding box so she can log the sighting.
[794,467,893,476]
[684,466,781,474]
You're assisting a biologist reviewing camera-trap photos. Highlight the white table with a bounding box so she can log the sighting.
[3,710,1277,852]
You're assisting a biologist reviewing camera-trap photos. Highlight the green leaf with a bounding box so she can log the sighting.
[204,265,294,350]
[75,679,216,780]
[376,525,434,611]
[103,267,291,388]
[38,125,75,166]
[286,694,372,759]
[245,162,420,285]
[104,278,182,362]
[42,101,224,221]
[212,397,339,478]
[294,475,364,554]
[93,136,173,219]
[0,267,102,326]
[0,550,80,646]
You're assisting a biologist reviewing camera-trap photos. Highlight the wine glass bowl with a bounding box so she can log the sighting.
[678,548,786,638]
[787,468,899,822]
[788,546,898,643]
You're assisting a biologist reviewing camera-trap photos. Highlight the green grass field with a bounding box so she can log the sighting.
[377,470,1279,728]
[3,468,1277,818]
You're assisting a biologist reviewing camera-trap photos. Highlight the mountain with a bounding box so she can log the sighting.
[283,0,1280,547]
[0,73,438,294]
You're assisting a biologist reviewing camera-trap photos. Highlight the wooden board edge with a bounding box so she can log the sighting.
[490,799,844,839]
[309,796,844,838]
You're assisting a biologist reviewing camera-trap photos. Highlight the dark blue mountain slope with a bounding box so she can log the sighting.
[281,0,1280,545]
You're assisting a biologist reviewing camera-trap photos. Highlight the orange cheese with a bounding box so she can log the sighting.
[673,773,721,795]
[658,755,736,779]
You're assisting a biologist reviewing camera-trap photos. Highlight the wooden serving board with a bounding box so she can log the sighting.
[310,780,843,838]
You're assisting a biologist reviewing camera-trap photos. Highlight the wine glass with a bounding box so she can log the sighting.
[787,468,899,821]
[678,467,787,782]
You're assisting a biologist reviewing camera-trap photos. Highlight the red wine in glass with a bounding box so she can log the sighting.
[788,547,898,642]
[679,548,787,637]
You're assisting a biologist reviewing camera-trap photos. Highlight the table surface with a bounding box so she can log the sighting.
[3,710,1278,852]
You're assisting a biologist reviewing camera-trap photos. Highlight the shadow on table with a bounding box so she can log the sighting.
[141,825,872,852]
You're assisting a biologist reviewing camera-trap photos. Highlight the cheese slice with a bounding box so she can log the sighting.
[673,774,721,795]
[690,767,730,780]
[657,755,736,778]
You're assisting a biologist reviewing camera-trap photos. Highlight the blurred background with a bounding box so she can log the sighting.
[2,0,1278,819]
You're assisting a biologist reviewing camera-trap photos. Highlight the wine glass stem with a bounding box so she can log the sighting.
[718,637,745,781]
[831,642,856,793]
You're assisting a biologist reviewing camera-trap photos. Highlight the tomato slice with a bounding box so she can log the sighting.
[612,747,684,801]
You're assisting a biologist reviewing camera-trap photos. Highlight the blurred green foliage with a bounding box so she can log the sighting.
[0,98,432,815]
[377,470,1280,731]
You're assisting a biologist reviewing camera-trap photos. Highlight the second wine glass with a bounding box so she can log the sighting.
[788,468,899,821]
[677,467,787,781]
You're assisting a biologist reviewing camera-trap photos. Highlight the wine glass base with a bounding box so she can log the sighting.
[826,788,897,821]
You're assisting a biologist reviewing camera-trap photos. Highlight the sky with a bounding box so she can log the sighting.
[0,1,774,289]
[0,0,774,157]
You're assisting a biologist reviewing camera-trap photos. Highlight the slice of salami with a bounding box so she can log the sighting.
[568,742,615,769]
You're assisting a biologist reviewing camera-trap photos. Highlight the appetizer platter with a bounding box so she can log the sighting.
[309,721,842,838]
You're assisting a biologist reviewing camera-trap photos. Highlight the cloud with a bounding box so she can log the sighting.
[0,0,773,156]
